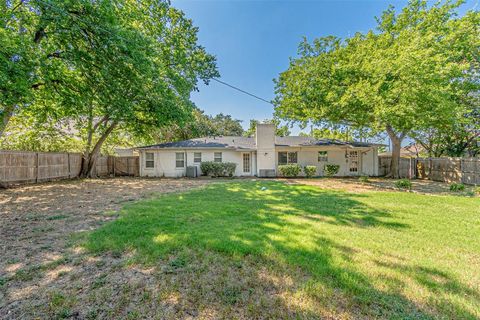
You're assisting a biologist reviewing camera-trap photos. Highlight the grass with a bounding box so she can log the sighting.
[86,181,480,319]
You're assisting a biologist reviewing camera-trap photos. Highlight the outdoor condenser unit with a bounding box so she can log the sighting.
[186,166,198,178]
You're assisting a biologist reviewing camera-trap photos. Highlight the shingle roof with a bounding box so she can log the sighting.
[137,136,379,150]
[138,136,256,150]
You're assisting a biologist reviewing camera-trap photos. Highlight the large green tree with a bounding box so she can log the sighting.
[1,0,43,137]
[1,0,218,176]
[274,0,479,177]
[141,109,244,143]
[244,119,291,137]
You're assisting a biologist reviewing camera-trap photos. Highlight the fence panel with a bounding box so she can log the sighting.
[380,156,479,184]
[114,156,139,176]
[0,150,138,186]
[378,156,415,178]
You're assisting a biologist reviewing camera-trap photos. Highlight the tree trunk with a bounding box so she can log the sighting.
[0,105,15,139]
[80,121,117,178]
[386,125,405,179]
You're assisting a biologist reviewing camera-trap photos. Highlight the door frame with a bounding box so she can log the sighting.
[348,150,362,176]
[242,152,251,175]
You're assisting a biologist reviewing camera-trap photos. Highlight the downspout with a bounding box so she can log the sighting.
[184,149,188,177]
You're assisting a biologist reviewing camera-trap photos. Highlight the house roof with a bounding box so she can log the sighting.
[137,136,380,150]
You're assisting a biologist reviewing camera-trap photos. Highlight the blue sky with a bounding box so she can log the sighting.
[172,0,478,136]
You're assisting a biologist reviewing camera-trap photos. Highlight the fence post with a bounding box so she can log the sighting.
[35,152,39,183]
[113,156,116,177]
[67,153,71,178]
[460,158,464,184]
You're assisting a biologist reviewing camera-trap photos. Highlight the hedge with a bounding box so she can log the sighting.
[324,164,340,177]
[278,164,302,177]
[200,161,236,177]
[303,165,317,178]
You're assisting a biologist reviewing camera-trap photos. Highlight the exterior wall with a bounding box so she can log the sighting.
[255,124,276,175]
[138,146,380,178]
[139,149,255,177]
[361,147,378,176]
[274,146,379,177]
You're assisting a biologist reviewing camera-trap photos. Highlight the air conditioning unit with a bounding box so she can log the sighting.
[258,169,276,178]
[186,166,198,178]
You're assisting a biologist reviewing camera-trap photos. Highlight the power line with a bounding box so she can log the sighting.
[33,0,274,106]
[212,78,273,105]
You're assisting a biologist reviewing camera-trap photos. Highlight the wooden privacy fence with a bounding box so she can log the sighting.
[0,150,139,186]
[379,156,480,185]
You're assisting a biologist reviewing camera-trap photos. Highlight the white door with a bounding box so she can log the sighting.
[242,153,251,175]
[349,151,360,175]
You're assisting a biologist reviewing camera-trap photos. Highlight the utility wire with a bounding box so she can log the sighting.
[33,0,274,106]
[211,78,273,105]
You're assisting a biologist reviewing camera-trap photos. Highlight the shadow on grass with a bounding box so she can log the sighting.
[83,181,477,319]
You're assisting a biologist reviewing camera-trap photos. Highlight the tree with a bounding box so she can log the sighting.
[210,113,244,136]
[4,0,218,177]
[244,119,291,137]
[0,1,43,137]
[274,1,479,177]
[146,109,244,143]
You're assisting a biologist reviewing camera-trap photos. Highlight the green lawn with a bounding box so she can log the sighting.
[86,181,480,319]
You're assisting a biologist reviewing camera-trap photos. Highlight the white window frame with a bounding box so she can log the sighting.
[214,152,222,163]
[194,152,202,163]
[278,151,298,165]
[145,152,154,168]
[175,152,185,168]
[318,151,328,162]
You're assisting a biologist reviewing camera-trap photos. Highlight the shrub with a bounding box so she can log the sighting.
[278,164,301,177]
[323,164,340,177]
[303,166,317,178]
[474,186,480,195]
[358,175,370,183]
[200,161,237,177]
[394,179,412,190]
[449,183,465,192]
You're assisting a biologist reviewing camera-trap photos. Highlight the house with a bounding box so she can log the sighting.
[379,143,426,158]
[136,123,380,178]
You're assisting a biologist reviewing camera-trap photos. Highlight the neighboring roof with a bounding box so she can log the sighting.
[137,136,381,150]
[379,143,426,158]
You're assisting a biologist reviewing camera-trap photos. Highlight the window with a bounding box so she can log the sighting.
[175,152,185,168]
[145,152,154,168]
[288,152,297,164]
[194,152,202,163]
[243,153,250,173]
[318,151,328,162]
[278,152,298,165]
[214,152,222,163]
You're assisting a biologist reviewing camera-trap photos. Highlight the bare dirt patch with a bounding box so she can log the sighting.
[0,177,214,319]
[288,177,478,196]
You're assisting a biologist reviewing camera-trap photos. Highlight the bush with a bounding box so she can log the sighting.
[475,186,480,195]
[358,175,370,183]
[449,183,465,192]
[200,161,236,177]
[303,166,317,178]
[394,179,412,190]
[278,164,301,177]
[323,164,340,177]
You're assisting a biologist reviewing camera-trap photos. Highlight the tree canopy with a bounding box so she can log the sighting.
[274,0,479,177]
[1,0,218,176]
[244,119,291,137]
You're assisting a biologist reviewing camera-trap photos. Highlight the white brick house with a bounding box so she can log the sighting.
[136,123,380,178]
